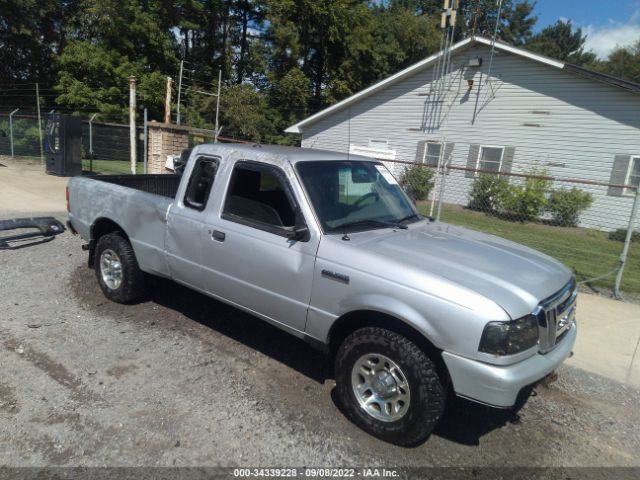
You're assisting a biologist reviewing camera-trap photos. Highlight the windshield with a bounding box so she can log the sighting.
[296,161,420,233]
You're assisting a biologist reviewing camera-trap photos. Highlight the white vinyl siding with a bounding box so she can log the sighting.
[477,146,504,173]
[300,43,640,231]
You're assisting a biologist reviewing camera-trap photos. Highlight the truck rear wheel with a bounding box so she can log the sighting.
[94,232,145,304]
[335,327,445,446]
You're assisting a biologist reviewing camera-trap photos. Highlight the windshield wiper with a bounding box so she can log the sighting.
[395,213,422,224]
[329,219,408,233]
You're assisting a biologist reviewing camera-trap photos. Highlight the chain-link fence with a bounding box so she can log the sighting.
[0,112,145,174]
[387,158,640,299]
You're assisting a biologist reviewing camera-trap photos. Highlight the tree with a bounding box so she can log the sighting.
[55,0,178,120]
[526,20,597,65]
[596,41,640,84]
[456,0,536,44]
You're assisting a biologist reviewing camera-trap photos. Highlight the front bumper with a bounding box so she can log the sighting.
[442,323,576,408]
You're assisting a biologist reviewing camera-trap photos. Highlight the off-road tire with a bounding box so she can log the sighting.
[94,232,145,303]
[335,327,446,446]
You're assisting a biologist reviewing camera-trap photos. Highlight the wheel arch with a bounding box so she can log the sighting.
[328,309,451,387]
[88,217,130,267]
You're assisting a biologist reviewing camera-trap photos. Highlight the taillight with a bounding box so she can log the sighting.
[66,186,70,212]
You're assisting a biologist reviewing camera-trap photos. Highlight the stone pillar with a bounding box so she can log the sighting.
[147,121,190,174]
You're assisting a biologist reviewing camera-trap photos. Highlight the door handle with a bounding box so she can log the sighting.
[211,230,225,242]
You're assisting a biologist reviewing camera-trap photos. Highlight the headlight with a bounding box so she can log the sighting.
[478,314,539,356]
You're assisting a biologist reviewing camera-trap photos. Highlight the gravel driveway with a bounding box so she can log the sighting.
[1,214,639,468]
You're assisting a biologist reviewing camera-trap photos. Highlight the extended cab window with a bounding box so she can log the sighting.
[184,156,219,210]
[222,163,297,232]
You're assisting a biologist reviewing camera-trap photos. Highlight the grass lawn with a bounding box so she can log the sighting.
[417,202,640,295]
[82,159,143,175]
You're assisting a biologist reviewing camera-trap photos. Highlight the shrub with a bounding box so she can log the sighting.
[608,228,640,243]
[400,164,435,202]
[468,174,510,211]
[497,174,551,221]
[546,188,593,227]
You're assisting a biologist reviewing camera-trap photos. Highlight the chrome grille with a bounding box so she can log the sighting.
[536,279,577,354]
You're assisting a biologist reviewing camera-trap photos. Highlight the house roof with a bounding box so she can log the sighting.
[285,36,640,134]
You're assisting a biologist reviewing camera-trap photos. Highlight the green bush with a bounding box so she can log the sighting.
[498,175,551,221]
[608,228,640,243]
[468,174,510,211]
[400,164,435,202]
[546,188,593,227]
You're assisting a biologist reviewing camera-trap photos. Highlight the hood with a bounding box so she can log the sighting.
[353,221,573,319]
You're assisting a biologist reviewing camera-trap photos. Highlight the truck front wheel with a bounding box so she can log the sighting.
[335,327,445,446]
[94,232,145,304]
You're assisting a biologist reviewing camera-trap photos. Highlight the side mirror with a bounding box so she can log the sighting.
[285,225,309,242]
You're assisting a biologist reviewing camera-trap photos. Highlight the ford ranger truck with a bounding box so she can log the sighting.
[67,144,577,445]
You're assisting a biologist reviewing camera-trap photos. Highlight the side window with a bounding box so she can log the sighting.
[627,157,640,196]
[424,142,442,167]
[184,156,219,210]
[223,163,298,233]
[477,146,504,173]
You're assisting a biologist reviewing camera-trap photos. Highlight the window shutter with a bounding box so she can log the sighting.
[608,155,631,197]
[415,140,427,163]
[466,144,480,178]
[501,147,515,174]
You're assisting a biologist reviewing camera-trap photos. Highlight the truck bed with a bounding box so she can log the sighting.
[92,174,181,199]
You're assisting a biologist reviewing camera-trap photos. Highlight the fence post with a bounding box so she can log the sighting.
[129,76,137,175]
[143,108,148,174]
[614,186,640,298]
[435,156,450,221]
[89,113,97,173]
[36,83,44,164]
[9,108,20,160]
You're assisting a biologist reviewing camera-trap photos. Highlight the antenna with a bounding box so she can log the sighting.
[347,107,351,160]
[485,0,504,97]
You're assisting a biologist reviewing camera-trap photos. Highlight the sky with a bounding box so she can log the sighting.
[532,0,640,59]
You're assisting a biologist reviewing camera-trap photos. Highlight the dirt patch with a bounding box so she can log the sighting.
[106,364,139,379]
[0,382,19,414]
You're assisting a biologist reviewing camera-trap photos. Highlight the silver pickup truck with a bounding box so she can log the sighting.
[67,144,577,445]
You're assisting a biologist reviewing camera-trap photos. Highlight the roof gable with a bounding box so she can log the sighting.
[285,36,640,134]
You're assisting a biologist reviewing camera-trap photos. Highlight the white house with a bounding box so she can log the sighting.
[286,36,640,231]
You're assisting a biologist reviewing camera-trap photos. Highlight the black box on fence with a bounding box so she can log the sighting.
[44,114,82,176]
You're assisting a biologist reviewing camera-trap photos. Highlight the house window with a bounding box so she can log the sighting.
[477,146,504,173]
[626,156,640,196]
[424,142,442,167]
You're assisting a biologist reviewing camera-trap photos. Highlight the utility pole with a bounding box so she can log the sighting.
[9,108,19,160]
[129,76,137,175]
[176,60,184,125]
[214,69,222,143]
[164,76,173,124]
[36,83,44,164]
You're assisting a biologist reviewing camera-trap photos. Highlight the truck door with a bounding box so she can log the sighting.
[201,160,320,334]
[165,155,220,290]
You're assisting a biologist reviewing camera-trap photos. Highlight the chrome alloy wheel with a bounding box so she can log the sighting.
[100,249,123,290]
[351,353,411,422]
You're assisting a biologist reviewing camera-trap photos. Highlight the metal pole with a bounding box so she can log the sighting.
[214,70,222,143]
[176,60,184,125]
[89,113,97,173]
[614,186,640,298]
[143,108,148,174]
[9,108,19,160]
[36,83,44,164]
[129,76,137,175]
